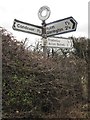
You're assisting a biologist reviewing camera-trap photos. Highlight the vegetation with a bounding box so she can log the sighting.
[1,27,89,119]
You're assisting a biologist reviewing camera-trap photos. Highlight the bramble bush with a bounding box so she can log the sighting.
[1,27,89,119]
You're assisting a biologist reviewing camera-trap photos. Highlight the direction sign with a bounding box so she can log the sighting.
[44,37,73,48]
[46,16,77,37]
[12,19,42,36]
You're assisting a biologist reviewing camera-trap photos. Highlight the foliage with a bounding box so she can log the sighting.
[72,37,89,61]
[1,28,89,119]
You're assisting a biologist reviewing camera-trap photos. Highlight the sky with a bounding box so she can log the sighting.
[0,0,89,46]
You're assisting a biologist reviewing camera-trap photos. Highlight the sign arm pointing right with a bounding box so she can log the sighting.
[70,17,78,30]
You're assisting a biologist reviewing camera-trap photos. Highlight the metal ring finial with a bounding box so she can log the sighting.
[38,6,51,21]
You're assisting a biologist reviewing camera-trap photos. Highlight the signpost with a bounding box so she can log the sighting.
[12,6,77,57]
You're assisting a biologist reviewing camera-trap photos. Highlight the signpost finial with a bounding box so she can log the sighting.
[38,6,51,21]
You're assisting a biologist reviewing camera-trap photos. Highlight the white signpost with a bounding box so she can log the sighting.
[12,19,42,36]
[46,16,77,37]
[12,6,77,57]
[45,37,73,48]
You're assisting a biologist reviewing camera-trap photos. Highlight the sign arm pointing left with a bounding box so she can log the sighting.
[12,19,42,36]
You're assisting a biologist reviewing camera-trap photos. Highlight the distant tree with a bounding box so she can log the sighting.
[72,37,89,62]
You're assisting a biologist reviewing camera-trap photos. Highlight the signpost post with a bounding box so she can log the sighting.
[38,6,51,57]
[41,21,47,57]
[12,6,77,57]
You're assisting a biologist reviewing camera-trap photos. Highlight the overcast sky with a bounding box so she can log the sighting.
[0,0,89,45]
